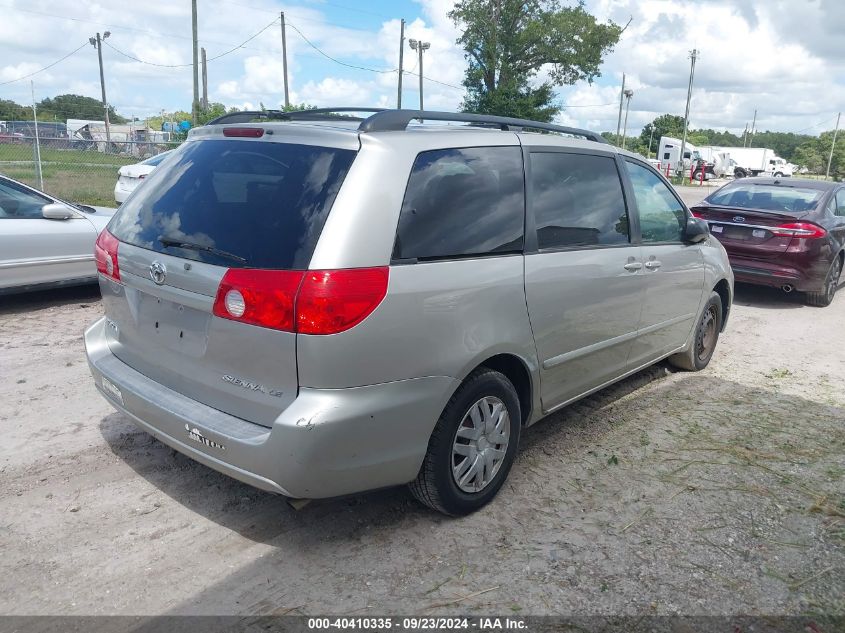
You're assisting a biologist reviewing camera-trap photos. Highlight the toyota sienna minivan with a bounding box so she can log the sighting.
[85,108,733,515]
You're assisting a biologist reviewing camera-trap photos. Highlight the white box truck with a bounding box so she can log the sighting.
[711,146,793,178]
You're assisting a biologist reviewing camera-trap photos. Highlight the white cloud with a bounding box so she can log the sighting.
[0,0,842,139]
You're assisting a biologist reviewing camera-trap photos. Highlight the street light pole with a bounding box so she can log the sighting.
[679,48,698,176]
[621,89,633,150]
[408,38,430,111]
[90,32,111,146]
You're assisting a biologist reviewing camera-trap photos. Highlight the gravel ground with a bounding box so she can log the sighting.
[1,209,843,617]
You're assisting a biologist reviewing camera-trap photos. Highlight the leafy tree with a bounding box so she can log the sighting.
[38,94,127,123]
[0,99,29,120]
[450,0,622,121]
[638,114,685,148]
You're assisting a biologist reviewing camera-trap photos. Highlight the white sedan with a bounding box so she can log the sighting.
[114,150,172,204]
[0,174,116,294]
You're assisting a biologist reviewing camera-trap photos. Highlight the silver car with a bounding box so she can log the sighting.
[84,109,733,515]
[0,174,116,294]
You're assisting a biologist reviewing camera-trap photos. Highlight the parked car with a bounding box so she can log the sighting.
[114,150,172,204]
[0,174,116,294]
[691,178,845,306]
[84,108,733,515]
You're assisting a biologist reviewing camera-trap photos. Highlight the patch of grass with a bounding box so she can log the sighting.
[764,367,793,379]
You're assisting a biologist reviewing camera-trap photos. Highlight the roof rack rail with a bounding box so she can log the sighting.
[207,107,386,125]
[357,109,608,144]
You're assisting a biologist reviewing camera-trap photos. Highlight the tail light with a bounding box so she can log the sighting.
[771,222,826,239]
[690,210,704,218]
[94,229,120,281]
[213,267,389,335]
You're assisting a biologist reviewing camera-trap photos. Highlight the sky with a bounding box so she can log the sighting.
[1,0,844,137]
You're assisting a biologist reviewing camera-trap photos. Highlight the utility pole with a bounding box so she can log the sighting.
[409,38,430,111]
[742,123,748,147]
[621,89,633,149]
[397,19,405,108]
[201,47,208,110]
[280,12,290,108]
[679,49,698,176]
[648,125,655,159]
[826,112,841,181]
[89,32,112,147]
[191,0,200,125]
[615,73,626,144]
[749,109,757,146]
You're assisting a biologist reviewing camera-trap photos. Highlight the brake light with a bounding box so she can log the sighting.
[94,229,120,281]
[213,269,304,330]
[212,267,389,334]
[690,210,704,218]
[297,268,389,335]
[222,127,264,138]
[771,222,826,239]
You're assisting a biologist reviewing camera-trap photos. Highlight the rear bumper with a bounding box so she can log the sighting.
[85,317,456,499]
[113,182,133,204]
[729,256,825,292]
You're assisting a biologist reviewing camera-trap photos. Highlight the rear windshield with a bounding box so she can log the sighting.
[141,151,171,166]
[707,184,823,213]
[109,139,356,269]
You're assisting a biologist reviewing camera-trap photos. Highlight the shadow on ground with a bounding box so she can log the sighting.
[0,284,100,316]
[102,372,844,616]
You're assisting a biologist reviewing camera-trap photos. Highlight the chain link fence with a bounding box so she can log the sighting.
[0,125,181,207]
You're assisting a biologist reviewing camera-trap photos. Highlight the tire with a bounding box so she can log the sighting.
[774,172,783,178]
[668,291,723,371]
[805,256,842,307]
[734,168,747,179]
[409,369,521,516]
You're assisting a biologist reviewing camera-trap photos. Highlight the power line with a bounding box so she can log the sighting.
[0,42,89,86]
[561,101,616,108]
[792,114,839,135]
[102,17,280,68]
[286,21,397,74]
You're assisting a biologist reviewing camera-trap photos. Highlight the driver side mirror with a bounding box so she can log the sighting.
[684,217,709,244]
[42,203,77,220]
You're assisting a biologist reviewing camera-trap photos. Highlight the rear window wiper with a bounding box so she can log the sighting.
[159,237,247,263]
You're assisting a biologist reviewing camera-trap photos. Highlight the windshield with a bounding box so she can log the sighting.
[108,139,357,269]
[707,183,823,213]
[141,151,171,167]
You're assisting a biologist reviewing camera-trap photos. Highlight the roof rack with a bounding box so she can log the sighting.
[357,109,608,144]
[207,107,386,125]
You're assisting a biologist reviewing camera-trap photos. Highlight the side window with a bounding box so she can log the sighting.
[663,152,670,160]
[0,179,52,219]
[626,161,686,243]
[530,152,629,249]
[393,146,524,261]
[836,190,845,217]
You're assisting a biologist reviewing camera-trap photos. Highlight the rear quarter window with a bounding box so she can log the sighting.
[108,139,356,269]
[393,146,525,261]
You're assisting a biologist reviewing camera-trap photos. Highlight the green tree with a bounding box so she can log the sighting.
[450,0,622,121]
[38,94,127,123]
[0,99,29,120]
[638,114,685,149]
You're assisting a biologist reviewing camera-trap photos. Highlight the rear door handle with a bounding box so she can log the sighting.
[644,260,662,270]
[623,262,643,272]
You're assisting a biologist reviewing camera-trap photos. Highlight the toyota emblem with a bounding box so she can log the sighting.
[733,215,745,223]
[149,261,167,285]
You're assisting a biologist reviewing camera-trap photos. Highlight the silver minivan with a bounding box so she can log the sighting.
[85,109,733,515]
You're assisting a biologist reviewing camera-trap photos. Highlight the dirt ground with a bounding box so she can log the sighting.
[1,198,843,616]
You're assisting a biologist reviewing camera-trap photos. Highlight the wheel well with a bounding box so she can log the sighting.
[713,279,731,331]
[477,354,532,425]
